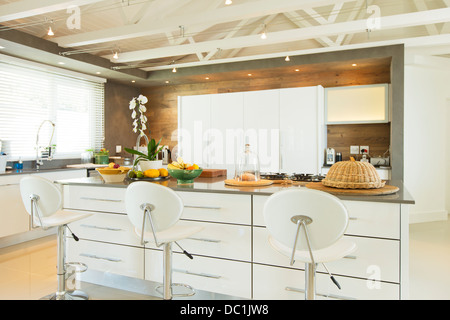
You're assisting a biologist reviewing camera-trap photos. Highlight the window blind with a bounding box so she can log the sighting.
[0,58,104,161]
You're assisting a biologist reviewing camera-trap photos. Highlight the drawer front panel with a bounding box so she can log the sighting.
[177,191,251,225]
[68,212,141,247]
[253,196,400,239]
[253,227,400,283]
[145,220,251,262]
[253,264,399,300]
[145,249,252,299]
[66,238,144,279]
[343,201,400,239]
[63,185,126,213]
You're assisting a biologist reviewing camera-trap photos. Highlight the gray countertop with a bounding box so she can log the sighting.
[56,176,415,205]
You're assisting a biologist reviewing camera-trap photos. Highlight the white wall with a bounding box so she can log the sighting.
[404,55,450,223]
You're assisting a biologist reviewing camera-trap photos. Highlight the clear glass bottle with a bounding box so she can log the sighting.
[234,144,260,182]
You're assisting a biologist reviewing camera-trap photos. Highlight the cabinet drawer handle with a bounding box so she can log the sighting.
[0,183,20,187]
[80,197,122,203]
[285,287,356,300]
[186,237,221,243]
[184,205,221,210]
[174,268,221,279]
[80,253,122,262]
[80,224,123,232]
[343,255,357,260]
[349,217,358,220]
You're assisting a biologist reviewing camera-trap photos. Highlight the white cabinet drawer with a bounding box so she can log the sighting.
[177,191,251,225]
[253,264,399,300]
[178,220,251,262]
[63,185,126,213]
[34,169,86,181]
[66,238,144,279]
[253,196,400,239]
[253,227,400,283]
[343,201,400,239]
[68,212,141,247]
[145,249,252,299]
[253,195,268,226]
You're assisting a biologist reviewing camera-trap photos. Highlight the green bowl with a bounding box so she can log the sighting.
[168,168,203,184]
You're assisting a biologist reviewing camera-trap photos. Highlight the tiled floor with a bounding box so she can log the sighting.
[0,218,449,300]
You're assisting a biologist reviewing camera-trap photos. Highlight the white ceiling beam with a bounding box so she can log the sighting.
[226,14,278,59]
[55,0,357,47]
[0,0,106,23]
[412,0,439,36]
[111,7,450,63]
[342,0,369,45]
[142,33,450,72]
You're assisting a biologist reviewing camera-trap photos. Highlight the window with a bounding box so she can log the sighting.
[0,55,105,160]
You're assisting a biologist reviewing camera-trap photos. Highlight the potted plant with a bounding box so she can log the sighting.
[125,138,164,171]
[94,148,109,164]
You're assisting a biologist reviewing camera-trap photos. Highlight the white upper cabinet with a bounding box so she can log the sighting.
[178,86,324,174]
[280,86,324,175]
[243,89,280,173]
[210,92,244,172]
[178,95,211,166]
[325,84,389,124]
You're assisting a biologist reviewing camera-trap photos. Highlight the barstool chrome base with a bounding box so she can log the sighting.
[155,283,196,299]
[40,290,89,300]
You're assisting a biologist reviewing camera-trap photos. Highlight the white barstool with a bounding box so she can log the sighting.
[20,176,92,300]
[125,181,203,300]
[263,188,357,300]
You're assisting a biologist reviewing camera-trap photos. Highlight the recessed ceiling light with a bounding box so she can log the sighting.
[165,80,170,84]
[295,69,300,72]
[96,72,101,74]
[285,56,290,62]
[248,73,252,76]
[58,62,65,65]
[352,63,357,67]
[205,77,210,80]
[131,80,135,83]
[225,0,232,5]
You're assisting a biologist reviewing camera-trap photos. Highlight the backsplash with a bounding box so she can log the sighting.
[326,123,391,162]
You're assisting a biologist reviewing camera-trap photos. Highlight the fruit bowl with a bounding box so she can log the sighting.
[96,167,131,183]
[168,168,203,184]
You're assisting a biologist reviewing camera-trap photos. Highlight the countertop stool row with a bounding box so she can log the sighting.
[19,176,356,300]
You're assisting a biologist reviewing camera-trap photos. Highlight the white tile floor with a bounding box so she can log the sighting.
[1,218,449,300]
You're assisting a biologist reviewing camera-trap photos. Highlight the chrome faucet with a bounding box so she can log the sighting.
[35,120,56,170]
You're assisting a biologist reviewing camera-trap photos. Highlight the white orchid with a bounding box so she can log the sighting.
[129,95,149,136]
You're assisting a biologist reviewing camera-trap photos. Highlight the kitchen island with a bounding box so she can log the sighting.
[57,176,414,300]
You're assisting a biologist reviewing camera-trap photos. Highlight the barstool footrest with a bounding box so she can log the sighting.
[40,290,89,300]
[155,283,196,298]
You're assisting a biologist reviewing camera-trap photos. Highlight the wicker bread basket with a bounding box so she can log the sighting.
[322,158,385,189]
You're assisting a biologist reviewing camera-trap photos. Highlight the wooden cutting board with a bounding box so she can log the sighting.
[200,169,227,178]
[305,182,399,195]
[225,179,273,187]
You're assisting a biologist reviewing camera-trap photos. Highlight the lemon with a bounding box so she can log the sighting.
[144,169,160,178]
[158,168,168,177]
[193,164,199,170]
[108,162,115,168]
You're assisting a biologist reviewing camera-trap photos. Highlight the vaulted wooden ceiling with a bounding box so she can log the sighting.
[0,0,449,85]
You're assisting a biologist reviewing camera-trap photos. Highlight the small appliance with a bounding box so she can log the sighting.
[326,148,336,165]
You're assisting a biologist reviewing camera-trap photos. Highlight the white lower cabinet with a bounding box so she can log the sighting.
[144,249,252,299]
[253,264,399,300]
[66,238,144,279]
[253,227,400,283]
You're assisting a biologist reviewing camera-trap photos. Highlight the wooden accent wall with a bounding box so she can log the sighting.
[327,123,391,161]
[141,66,391,150]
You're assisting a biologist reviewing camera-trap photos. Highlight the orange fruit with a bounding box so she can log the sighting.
[158,168,168,177]
[144,169,160,178]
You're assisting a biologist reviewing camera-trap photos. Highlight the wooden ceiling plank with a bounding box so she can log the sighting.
[55,0,357,47]
[0,0,106,23]
[111,7,450,63]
